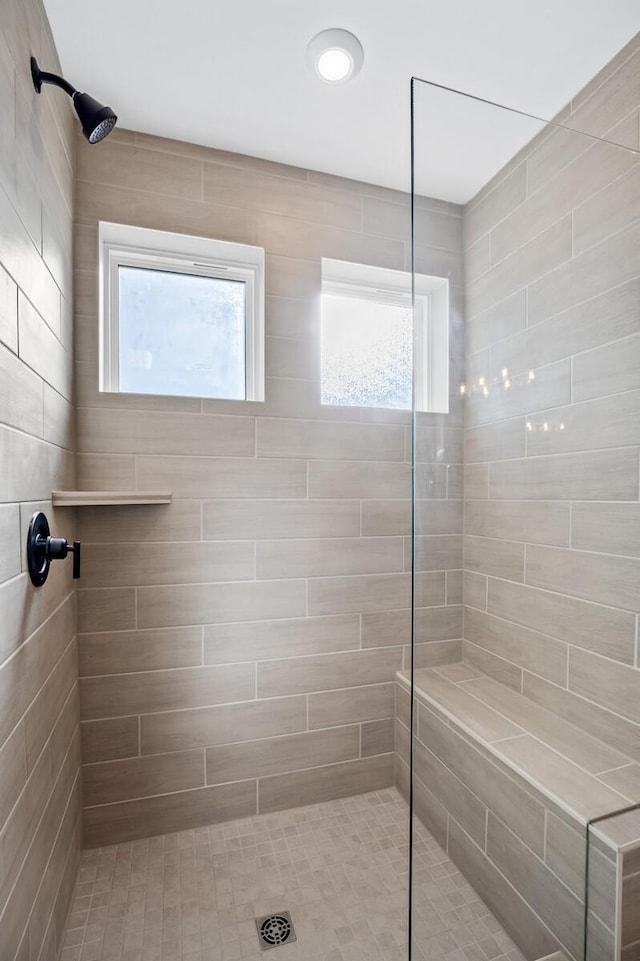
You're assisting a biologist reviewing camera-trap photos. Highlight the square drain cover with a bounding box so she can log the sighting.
[255,911,296,950]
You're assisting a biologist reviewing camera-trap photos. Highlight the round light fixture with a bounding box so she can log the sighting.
[307,29,364,84]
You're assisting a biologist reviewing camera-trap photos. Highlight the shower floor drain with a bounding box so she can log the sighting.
[255,911,296,950]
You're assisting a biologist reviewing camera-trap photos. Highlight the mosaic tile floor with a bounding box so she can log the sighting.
[60,788,526,961]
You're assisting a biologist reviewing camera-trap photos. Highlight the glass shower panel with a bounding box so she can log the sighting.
[409,76,640,961]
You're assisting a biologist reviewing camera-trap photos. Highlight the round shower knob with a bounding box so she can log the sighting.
[26,511,81,587]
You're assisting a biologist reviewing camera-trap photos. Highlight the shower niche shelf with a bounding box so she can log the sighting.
[51,490,172,507]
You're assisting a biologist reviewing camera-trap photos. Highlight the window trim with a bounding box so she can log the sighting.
[321,258,449,413]
[98,221,265,401]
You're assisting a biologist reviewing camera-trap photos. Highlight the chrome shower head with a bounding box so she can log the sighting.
[30,56,118,144]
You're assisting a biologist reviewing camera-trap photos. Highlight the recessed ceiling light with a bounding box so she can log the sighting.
[307,29,364,84]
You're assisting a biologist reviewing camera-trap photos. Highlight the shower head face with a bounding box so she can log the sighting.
[73,92,118,143]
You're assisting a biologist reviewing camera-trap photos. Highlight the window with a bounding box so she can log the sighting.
[320,258,449,413]
[99,222,265,401]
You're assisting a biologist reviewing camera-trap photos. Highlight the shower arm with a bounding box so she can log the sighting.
[30,58,77,98]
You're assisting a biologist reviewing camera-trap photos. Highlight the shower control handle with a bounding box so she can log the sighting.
[26,512,82,587]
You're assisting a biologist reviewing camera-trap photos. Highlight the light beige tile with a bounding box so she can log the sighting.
[486,813,584,959]
[257,418,404,461]
[203,161,362,229]
[464,419,525,462]
[206,725,359,784]
[140,695,306,753]
[137,579,307,628]
[417,700,545,855]
[18,292,70,398]
[491,279,640,379]
[573,331,640,402]
[0,724,27,830]
[308,460,410,499]
[412,668,522,742]
[413,606,463,643]
[527,545,640,613]
[467,217,573,319]
[415,572,448,607]
[545,812,586,898]
[76,453,136,491]
[465,359,571,428]
[413,638,462,668]
[464,607,567,686]
[82,541,254,588]
[308,683,394,729]
[464,535,525,581]
[257,536,404,579]
[414,426,464,463]
[43,382,74,450]
[488,578,636,663]
[205,613,359,664]
[265,334,316,380]
[258,755,393,814]
[490,449,639,500]
[78,626,202,676]
[569,647,640,726]
[78,501,201,543]
[574,153,640,254]
[84,781,257,848]
[0,342,43,437]
[136,455,307,498]
[622,873,640,946]
[83,750,204,806]
[599,765,640,802]
[463,639,523,692]
[464,162,527,249]
[77,408,255,456]
[410,534,463,572]
[0,503,21,583]
[527,390,640,455]
[80,663,255,719]
[464,571,488,610]
[464,463,489,499]
[204,499,360,539]
[446,568,463,604]
[77,588,136,633]
[77,137,203,199]
[24,641,77,771]
[258,647,402,698]
[364,195,461,249]
[361,717,394,756]
[413,736,487,844]
[361,609,410,647]
[80,717,139,764]
[462,675,632,776]
[524,672,640,764]
[465,234,491,282]
[466,290,527,355]
[493,736,629,821]
[528,219,640,325]
[466,501,570,546]
[307,573,410,615]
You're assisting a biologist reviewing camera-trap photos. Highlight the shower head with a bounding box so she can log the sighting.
[30,57,117,144]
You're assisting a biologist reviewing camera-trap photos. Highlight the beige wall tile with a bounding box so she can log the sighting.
[526,545,640,613]
[412,668,522,741]
[76,452,136,490]
[78,137,203,199]
[361,717,394,756]
[308,683,394,729]
[527,390,640,456]
[0,343,43,437]
[77,587,136,633]
[80,717,139,764]
[257,418,404,460]
[488,577,635,663]
[0,263,18,353]
[464,607,567,686]
[464,571,488,610]
[569,647,640,726]
[258,647,402,698]
[308,460,410,499]
[17,293,69,398]
[256,536,404,578]
[463,639,523,691]
[82,540,254,588]
[77,408,255,456]
[79,626,203,676]
[464,535,525,581]
[464,163,527,249]
[0,503,21,583]
[465,359,571,428]
[466,500,570,546]
[466,290,527,355]
[465,419,525,462]
[489,449,639,500]
[204,613,359,663]
[78,501,202,543]
[204,499,360,539]
[258,754,393,814]
[411,535,463,572]
[307,572,410,615]
[574,157,640,254]
[136,455,307,498]
[83,750,204,806]
[84,780,257,848]
[141,695,307,754]
[413,736,487,845]
[573,330,640,402]
[206,725,359,784]
[138,579,306,628]
[80,663,255,719]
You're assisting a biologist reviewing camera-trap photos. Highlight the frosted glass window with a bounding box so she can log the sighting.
[321,294,413,409]
[119,266,246,399]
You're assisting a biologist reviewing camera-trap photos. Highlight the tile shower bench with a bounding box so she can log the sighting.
[394,664,640,961]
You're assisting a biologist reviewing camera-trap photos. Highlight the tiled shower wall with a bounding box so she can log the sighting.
[0,1,80,959]
[74,131,464,846]
[462,33,640,759]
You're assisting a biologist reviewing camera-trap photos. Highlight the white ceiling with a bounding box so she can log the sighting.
[43,0,640,202]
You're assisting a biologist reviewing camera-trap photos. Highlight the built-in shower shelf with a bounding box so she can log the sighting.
[51,490,172,507]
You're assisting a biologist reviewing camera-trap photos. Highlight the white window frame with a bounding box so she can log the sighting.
[98,221,265,401]
[321,258,449,413]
